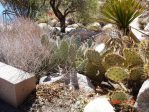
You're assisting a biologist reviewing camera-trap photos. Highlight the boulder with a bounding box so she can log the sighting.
[144,23,149,31]
[0,62,36,107]
[94,43,105,53]
[39,75,63,85]
[84,97,115,112]
[135,79,149,112]
[102,24,117,32]
[87,22,102,32]
[76,73,95,93]
[67,23,82,29]
[38,23,49,31]
[39,73,95,93]
[48,19,58,27]
[68,29,98,41]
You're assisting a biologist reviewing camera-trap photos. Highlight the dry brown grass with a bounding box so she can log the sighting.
[0,18,53,76]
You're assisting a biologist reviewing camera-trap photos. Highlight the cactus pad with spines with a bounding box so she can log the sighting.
[123,48,144,67]
[85,49,101,65]
[102,53,125,70]
[130,67,145,81]
[106,67,129,82]
[110,91,128,103]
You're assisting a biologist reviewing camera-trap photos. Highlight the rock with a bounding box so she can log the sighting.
[39,75,63,85]
[76,73,95,93]
[68,29,98,41]
[87,22,102,32]
[0,62,36,107]
[38,23,49,31]
[84,97,115,112]
[94,43,105,53]
[39,73,95,93]
[102,24,118,32]
[144,23,149,31]
[67,23,82,29]
[48,19,58,27]
[135,79,149,112]
[94,32,111,44]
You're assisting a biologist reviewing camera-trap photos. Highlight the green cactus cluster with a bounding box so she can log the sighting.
[109,91,128,103]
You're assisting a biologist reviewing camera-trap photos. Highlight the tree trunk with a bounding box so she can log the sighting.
[60,18,66,33]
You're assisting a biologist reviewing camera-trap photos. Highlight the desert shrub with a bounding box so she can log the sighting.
[0,18,54,77]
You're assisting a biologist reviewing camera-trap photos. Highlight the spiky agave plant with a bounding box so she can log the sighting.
[101,0,143,35]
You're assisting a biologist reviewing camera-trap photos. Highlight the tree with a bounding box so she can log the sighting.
[1,0,48,19]
[50,0,98,33]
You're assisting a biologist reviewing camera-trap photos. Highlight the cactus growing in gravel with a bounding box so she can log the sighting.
[106,67,129,82]
[123,48,144,67]
[102,53,126,70]
[110,91,128,103]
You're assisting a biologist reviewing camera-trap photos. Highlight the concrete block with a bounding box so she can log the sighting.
[0,62,36,107]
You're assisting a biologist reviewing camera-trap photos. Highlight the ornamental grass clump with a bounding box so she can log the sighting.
[101,0,143,35]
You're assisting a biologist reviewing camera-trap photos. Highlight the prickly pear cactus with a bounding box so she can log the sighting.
[85,49,101,65]
[129,67,145,81]
[139,40,149,62]
[123,48,144,67]
[68,44,77,65]
[106,67,129,82]
[57,40,69,63]
[102,53,125,70]
[110,91,128,103]
[84,60,104,82]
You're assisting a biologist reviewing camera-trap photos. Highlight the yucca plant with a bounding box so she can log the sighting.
[101,0,143,35]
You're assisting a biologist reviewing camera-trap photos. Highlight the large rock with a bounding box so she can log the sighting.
[84,97,115,112]
[38,23,49,31]
[39,73,95,93]
[0,62,36,107]
[86,22,102,32]
[135,79,149,112]
[76,73,95,93]
[68,29,98,41]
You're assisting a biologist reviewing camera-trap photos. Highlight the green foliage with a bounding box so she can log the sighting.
[123,48,144,67]
[1,0,48,19]
[110,91,128,102]
[101,0,143,34]
[102,53,125,70]
[74,0,99,24]
[106,67,129,82]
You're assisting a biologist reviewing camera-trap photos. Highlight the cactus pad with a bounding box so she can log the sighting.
[110,91,128,103]
[123,48,144,67]
[106,67,129,82]
[85,49,101,65]
[130,67,145,81]
[102,53,125,70]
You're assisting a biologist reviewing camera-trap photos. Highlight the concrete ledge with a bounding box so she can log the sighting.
[0,62,36,107]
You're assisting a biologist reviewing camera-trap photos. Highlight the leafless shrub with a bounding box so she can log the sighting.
[0,18,54,77]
